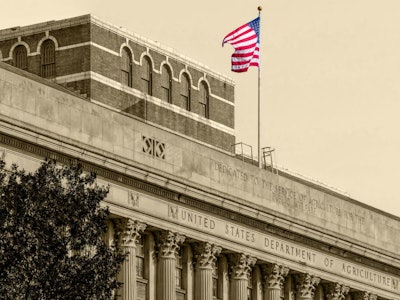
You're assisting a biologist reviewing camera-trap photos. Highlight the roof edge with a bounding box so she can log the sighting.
[0,14,235,85]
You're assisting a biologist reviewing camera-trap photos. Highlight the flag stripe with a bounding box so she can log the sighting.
[232,43,258,52]
[222,17,260,72]
[231,35,258,46]
[232,50,259,58]
[228,30,256,44]
[222,25,250,43]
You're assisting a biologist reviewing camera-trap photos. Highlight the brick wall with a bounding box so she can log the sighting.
[50,24,90,47]
[0,15,236,152]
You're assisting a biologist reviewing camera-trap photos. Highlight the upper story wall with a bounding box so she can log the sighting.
[1,62,399,262]
[0,17,91,90]
[0,15,235,152]
[87,18,235,151]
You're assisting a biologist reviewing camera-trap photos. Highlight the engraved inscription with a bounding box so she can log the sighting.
[341,262,396,288]
[264,237,316,263]
[213,160,366,226]
[159,201,399,294]
[225,224,255,243]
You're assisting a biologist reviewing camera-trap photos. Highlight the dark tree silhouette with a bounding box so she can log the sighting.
[0,159,125,299]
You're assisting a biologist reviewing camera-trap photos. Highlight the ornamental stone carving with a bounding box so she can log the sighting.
[263,264,290,289]
[228,253,257,280]
[156,230,186,258]
[115,218,147,248]
[193,242,222,269]
[295,273,321,299]
[324,283,350,300]
[353,292,378,300]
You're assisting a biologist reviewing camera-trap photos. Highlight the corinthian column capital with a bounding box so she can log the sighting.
[116,218,147,248]
[262,264,290,289]
[295,273,320,299]
[156,230,186,259]
[324,283,350,300]
[193,242,222,269]
[353,291,377,300]
[228,253,257,280]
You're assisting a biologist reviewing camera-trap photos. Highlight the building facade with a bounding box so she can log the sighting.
[0,15,399,300]
[0,15,235,152]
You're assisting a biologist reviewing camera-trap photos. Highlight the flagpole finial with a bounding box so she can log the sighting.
[258,6,262,11]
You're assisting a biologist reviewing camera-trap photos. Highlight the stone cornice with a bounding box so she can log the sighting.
[0,130,399,276]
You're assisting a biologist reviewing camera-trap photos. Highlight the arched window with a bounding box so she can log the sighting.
[199,81,209,118]
[13,45,28,70]
[141,56,152,95]
[180,73,191,110]
[161,65,172,103]
[41,39,56,78]
[121,47,133,87]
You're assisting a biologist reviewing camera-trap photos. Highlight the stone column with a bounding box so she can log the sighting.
[228,253,257,300]
[193,242,222,300]
[156,231,186,300]
[353,291,378,300]
[324,283,350,300]
[263,264,289,300]
[116,218,147,300]
[295,273,320,300]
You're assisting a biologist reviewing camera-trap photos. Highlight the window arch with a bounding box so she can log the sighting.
[199,81,210,118]
[180,73,191,110]
[13,45,28,70]
[141,56,152,95]
[121,47,133,87]
[41,39,56,78]
[161,64,172,103]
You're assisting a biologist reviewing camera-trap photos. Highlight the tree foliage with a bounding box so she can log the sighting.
[0,159,125,299]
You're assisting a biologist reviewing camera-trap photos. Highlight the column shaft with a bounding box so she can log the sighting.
[156,231,185,300]
[195,267,213,300]
[228,253,256,300]
[265,288,281,300]
[116,219,146,300]
[158,257,176,300]
[231,278,248,300]
[193,242,222,300]
[119,247,137,300]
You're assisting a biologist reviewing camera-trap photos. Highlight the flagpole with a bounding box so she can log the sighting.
[258,6,262,168]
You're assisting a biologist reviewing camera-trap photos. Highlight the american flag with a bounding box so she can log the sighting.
[222,17,260,72]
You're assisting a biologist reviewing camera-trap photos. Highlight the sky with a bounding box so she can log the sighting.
[1,0,399,217]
